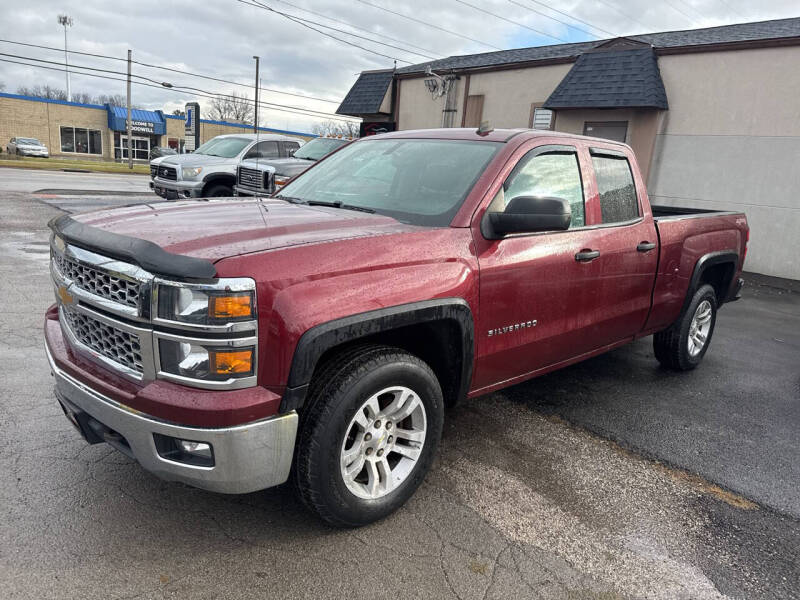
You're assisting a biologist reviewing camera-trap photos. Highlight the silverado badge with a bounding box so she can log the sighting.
[488,320,537,337]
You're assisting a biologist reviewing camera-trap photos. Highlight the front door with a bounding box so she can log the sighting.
[472,142,608,390]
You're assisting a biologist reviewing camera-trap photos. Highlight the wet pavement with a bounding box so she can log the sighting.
[1,187,798,599]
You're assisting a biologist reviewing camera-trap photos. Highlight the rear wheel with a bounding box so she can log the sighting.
[654,283,717,370]
[294,345,443,527]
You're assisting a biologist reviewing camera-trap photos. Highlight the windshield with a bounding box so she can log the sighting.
[277,138,501,227]
[195,137,252,158]
[192,138,223,155]
[19,138,41,146]
[293,137,348,161]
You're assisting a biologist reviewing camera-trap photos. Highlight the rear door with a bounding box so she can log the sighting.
[583,145,658,345]
[281,140,301,157]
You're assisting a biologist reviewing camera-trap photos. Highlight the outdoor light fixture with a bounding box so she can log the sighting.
[424,78,439,95]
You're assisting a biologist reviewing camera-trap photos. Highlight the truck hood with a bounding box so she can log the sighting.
[73,198,418,263]
[159,154,233,168]
[239,157,313,177]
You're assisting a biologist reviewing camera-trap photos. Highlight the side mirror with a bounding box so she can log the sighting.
[482,195,571,239]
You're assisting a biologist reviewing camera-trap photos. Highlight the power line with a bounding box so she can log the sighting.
[0,55,359,123]
[452,0,569,43]
[508,0,615,38]
[354,0,504,52]
[244,0,437,60]
[0,37,342,105]
[662,1,701,26]
[589,0,657,33]
[269,0,444,58]
[236,0,415,63]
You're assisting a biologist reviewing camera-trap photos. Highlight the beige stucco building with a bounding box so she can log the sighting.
[338,18,800,280]
[0,93,314,162]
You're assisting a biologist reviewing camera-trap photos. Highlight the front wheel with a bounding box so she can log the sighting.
[294,345,444,527]
[203,184,233,197]
[654,283,717,370]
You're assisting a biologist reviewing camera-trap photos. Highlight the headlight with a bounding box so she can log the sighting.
[158,339,255,382]
[182,166,203,179]
[274,174,291,188]
[156,279,255,326]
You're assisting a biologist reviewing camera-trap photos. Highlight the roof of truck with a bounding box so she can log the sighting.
[363,127,628,147]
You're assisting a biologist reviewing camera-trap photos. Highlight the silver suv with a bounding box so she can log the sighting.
[151,133,302,200]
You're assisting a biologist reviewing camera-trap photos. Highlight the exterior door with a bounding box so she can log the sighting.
[472,143,608,390]
[581,145,658,344]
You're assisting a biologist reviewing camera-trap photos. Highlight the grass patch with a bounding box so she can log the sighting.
[0,155,149,175]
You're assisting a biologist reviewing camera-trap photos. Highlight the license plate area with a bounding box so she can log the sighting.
[56,394,133,458]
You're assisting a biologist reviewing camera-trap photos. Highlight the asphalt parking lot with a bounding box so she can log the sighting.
[1,170,798,599]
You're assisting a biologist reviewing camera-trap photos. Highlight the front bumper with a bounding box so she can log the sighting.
[45,340,298,494]
[152,176,205,199]
[19,149,49,157]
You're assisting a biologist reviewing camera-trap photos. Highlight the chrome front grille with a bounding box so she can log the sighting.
[159,166,177,180]
[53,250,141,308]
[238,167,264,189]
[62,306,144,373]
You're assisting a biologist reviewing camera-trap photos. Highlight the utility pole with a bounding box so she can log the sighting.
[252,56,260,132]
[126,49,133,169]
[57,15,73,101]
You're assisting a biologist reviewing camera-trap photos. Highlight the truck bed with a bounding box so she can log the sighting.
[651,205,740,220]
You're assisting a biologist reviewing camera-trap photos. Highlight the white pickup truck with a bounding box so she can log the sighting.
[150,133,302,199]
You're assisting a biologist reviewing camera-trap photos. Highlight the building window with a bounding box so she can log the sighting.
[583,121,628,143]
[591,153,639,224]
[60,127,102,154]
[114,133,150,161]
[530,105,554,130]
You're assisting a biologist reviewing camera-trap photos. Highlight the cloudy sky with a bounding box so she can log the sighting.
[1,0,797,133]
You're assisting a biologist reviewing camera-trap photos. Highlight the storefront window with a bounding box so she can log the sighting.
[114,132,151,160]
[60,127,102,154]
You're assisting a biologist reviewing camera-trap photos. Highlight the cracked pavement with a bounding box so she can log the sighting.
[0,183,798,599]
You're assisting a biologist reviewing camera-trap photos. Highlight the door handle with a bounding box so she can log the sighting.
[637,242,656,252]
[575,249,600,262]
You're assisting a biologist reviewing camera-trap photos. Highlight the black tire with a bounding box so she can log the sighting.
[654,283,717,371]
[294,345,444,527]
[203,184,233,197]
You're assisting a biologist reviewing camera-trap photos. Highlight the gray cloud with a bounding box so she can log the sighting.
[1,0,797,132]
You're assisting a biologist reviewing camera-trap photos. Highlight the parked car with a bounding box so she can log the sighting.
[234,136,350,196]
[7,137,49,157]
[149,146,177,160]
[45,128,748,527]
[150,133,302,199]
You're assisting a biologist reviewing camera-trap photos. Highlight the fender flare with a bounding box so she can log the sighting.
[280,298,474,413]
[682,250,739,313]
[201,173,236,189]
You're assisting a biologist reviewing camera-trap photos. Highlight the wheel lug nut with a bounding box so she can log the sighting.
[366,447,374,456]
[386,422,392,430]
[374,420,381,428]
[364,433,372,441]
[388,436,393,443]
[377,449,384,457]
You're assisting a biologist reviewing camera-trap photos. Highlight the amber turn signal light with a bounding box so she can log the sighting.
[210,350,253,375]
[208,294,252,319]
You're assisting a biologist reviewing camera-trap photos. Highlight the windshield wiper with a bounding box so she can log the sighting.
[275,195,307,204]
[306,200,375,214]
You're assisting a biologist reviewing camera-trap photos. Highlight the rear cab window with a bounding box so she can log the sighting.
[590,151,640,224]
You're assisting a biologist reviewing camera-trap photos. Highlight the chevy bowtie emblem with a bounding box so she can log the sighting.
[57,285,74,306]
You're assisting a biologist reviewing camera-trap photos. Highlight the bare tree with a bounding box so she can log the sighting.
[172,109,185,116]
[71,91,96,104]
[97,93,126,106]
[17,84,67,100]
[312,119,360,138]
[209,91,254,124]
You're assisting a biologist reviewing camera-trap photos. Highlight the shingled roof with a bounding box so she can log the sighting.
[544,47,668,110]
[336,69,394,117]
[394,16,800,75]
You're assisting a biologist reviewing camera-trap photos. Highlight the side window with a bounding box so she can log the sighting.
[501,150,585,228]
[246,141,279,159]
[591,154,639,223]
[283,141,300,156]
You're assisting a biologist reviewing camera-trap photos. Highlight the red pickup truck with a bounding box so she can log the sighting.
[45,128,748,526]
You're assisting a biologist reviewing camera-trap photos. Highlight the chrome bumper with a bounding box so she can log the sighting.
[45,342,298,494]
